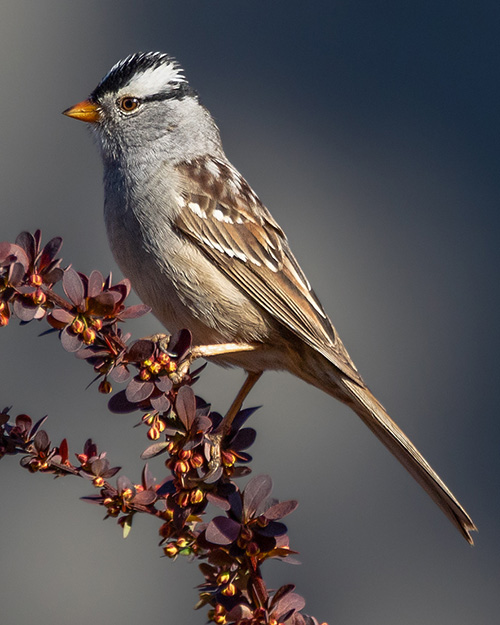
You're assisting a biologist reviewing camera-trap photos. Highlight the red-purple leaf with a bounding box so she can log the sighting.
[205,516,241,545]
[34,429,50,451]
[243,474,273,518]
[168,328,192,359]
[60,327,82,352]
[0,242,30,271]
[232,406,260,431]
[87,270,104,298]
[150,393,171,413]
[142,464,155,489]
[155,375,173,393]
[39,237,62,269]
[30,415,48,438]
[117,475,133,493]
[257,520,287,537]
[271,584,296,608]
[141,442,170,459]
[126,378,154,403]
[13,299,39,321]
[250,576,269,607]
[175,385,196,428]
[108,390,140,414]
[110,364,131,383]
[9,261,27,286]
[90,291,120,315]
[206,492,233,511]
[226,605,253,621]
[133,490,157,505]
[126,340,155,362]
[50,308,74,324]
[15,414,32,432]
[58,438,69,463]
[15,231,35,263]
[43,266,64,285]
[264,500,299,520]
[118,304,151,319]
[230,427,257,451]
[90,458,109,476]
[63,268,85,307]
[274,592,306,620]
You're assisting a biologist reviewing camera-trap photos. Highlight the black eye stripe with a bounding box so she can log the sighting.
[142,83,198,103]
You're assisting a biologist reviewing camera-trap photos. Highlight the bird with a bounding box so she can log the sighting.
[63,51,476,543]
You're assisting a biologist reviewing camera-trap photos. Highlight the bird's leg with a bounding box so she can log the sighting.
[174,342,259,380]
[206,370,262,478]
[217,370,262,435]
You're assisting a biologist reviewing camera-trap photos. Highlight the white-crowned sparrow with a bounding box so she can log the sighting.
[63,52,475,543]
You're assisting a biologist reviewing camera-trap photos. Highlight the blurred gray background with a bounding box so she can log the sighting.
[1,2,498,624]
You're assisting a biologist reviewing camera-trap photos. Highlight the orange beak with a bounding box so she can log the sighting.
[62,98,101,123]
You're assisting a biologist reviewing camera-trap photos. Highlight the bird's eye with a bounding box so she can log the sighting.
[118,96,140,113]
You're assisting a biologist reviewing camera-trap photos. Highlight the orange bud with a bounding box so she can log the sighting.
[139,368,151,381]
[190,489,204,504]
[32,288,46,305]
[29,273,43,287]
[93,476,105,487]
[245,541,260,557]
[190,453,204,469]
[148,362,161,374]
[221,583,236,597]
[82,327,96,344]
[164,543,178,557]
[177,491,190,507]
[174,460,190,475]
[121,488,133,500]
[91,318,103,330]
[221,451,236,467]
[98,379,112,394]
[71,318,85,334]
[157,353,170,365]
[148,424,161,440]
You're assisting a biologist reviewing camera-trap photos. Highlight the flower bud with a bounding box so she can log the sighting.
[29,273,43,287]
[71,318,85,334]
[91,318,103,330]
[177,491,190,507]
[82,327,96,345]
[190,489,204,504]
[98,379,112,394]
[163,543,178,557]
[174,460,190,475]
[221,451,236,467]
[32,288,46,305]
[221,583,236,597]
[190,453,204,469]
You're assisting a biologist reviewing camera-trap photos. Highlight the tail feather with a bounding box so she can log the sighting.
[340,377,476,543]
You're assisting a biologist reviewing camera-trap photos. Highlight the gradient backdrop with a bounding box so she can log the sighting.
[1,2,499,624]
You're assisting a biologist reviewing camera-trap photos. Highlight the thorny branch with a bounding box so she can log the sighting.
[0,230,326,625]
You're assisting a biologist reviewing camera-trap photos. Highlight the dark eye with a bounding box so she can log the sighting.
[118,96,140,113]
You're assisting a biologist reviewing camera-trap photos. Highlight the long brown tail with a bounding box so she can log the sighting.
[336,377,476,543]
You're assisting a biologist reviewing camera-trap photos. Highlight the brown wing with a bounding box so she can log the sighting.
[174,157,363,384]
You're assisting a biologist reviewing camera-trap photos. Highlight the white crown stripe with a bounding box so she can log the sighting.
[124,64,186,97]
